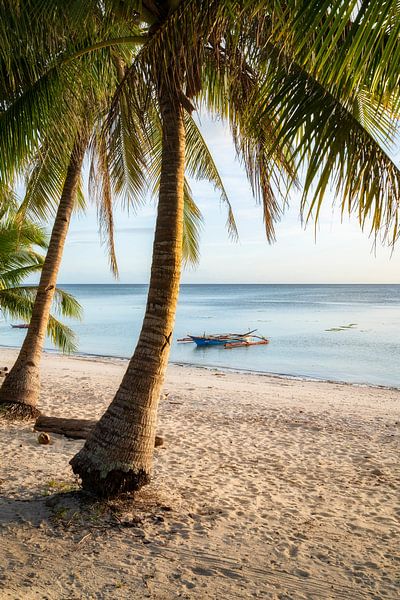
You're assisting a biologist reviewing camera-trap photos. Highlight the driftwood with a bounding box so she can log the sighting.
[34,415,164,447]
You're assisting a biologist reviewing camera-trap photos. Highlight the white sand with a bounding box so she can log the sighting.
[0,347,399,599]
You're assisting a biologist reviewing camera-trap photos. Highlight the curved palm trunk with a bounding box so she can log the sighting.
[70,92,185,497]
[0,138,86,419]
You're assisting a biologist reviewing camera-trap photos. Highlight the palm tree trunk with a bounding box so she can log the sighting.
[0,138,86,419]
[70,90,185,497]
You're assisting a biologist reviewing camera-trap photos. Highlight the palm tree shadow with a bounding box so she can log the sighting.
[0,485,170,534]
[0,489,97,531]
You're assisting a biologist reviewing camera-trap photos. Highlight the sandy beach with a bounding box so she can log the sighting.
[0,347,399,599]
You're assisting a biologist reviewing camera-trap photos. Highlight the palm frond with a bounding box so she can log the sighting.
[0,288,35,323]
[46,314,79,354]
[19,135,75,221]
[182,179,203,266]
[249,0,400,108]
[0,263,43,289]
[252,42,400,243]
[0,216,47,250]
[202,42,297,242]
[0,184,19,217]
[0,286,80,353]
[0,65,81,187]
[101,60,149,210]
[51,288,83,320]
[89,130,119,276]
[184,113,238,240]
[75,175,87,213]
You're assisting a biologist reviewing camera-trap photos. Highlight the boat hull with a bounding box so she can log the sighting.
[189,336,233,347]
[183,330,264,348]
[189,335,247,346]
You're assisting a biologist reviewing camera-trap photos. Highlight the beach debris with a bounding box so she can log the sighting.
[38,432,51,445]
[35,415,164,448]
[77,532,92,545]
[0,367,8,377]
[35,416,95,440]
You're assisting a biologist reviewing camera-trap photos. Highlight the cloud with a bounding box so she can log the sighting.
[116,226,153,234]
[69,225,153,237]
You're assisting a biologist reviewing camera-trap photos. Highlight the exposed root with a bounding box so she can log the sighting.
[70,455,151,499]
[0,401,41,421]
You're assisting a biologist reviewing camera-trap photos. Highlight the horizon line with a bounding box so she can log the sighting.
[55,282,400,286]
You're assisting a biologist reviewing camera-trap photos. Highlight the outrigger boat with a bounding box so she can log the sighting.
[177,329,269,349]
[11,324,29,329]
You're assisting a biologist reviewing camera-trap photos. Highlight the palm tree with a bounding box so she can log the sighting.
[0,4,143,418]
[1,1,399,496]
[0,138,90,418]
[0,202,82,417]
[70,0,400,497]
[0,3,230,418]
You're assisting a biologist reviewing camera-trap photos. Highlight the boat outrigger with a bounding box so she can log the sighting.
[177,329,269,349]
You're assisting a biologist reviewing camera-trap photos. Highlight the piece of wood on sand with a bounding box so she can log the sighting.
[34,416,164,447]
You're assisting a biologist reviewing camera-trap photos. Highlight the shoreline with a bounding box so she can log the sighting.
[1,347,399,598]
[1,342,399,392]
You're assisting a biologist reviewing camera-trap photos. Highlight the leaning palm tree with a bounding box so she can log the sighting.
[0,3,230,418]
[0,137,90,418]
[0,202,82,390]
[0,4,144,418]
[69,0,400,497]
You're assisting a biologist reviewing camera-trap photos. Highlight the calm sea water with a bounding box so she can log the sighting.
[1,284,399,387]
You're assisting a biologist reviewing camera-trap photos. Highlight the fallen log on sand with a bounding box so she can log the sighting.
[34,415,164,447]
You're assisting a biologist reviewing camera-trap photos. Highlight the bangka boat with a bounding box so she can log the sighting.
[177,330,269,349]
[11,324,29,329]
[224,337,269,349]
[188,335,243,347]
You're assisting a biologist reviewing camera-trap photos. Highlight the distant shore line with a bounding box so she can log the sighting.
[1,343,399,392]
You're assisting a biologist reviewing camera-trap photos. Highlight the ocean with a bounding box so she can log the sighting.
[1,284,399,388]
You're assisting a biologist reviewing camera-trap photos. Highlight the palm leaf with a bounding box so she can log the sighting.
[182,179,203,266]
[0,286,81,353]
[50,287,83,320]
[0,263,43,289]
[89,129,119,276]
[46,314,79,354]
[251,42,400,243]
[184,113,238,240]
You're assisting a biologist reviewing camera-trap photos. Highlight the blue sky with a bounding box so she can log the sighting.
[57,115,399,284]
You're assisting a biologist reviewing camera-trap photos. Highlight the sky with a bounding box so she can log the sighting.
[54,115,399,284]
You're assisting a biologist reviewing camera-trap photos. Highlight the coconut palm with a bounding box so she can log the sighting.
[0,201,82,368]
[69,0,400,497]
[0,138,91,418]
[0,3,146,418]
[0,3,231,418]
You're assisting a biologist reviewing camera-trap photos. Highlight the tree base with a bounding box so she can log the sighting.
[0,401,41,421]
[70,455,151,499]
